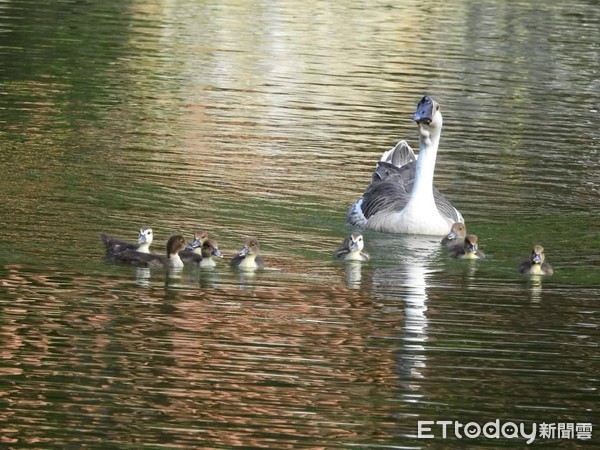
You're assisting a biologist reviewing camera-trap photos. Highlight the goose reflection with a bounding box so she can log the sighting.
[370,235,440,384]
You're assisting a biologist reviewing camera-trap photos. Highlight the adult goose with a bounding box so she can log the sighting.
[347,96,463,235]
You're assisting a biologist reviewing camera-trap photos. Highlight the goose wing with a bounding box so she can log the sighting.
[360,160,462,223]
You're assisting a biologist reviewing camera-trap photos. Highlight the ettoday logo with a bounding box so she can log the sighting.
[417,420,593,444]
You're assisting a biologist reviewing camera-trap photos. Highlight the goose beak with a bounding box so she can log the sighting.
[212,248,224,258]
[138,233,146,244]
[349,241,359,252]
[412,96,435,124]
[238,247,250,258]
[446,230,457,241]
[532,253,542,264]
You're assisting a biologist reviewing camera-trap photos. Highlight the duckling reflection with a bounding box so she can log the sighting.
[343,261,363,289]
[135,267,151,287]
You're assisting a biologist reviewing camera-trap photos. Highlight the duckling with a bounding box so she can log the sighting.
[101,227,153,254]
[441,222,467,249]
[518,245,553,275]
[230,237,264,270]
[113,235,187,268]
[334,232,370,262]
[180,239,223,268]
[448,234,485,259]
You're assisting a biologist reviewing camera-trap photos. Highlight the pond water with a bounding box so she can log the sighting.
[0,0,598,448]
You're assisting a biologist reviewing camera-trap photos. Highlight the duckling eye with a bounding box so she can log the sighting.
[436,104,440,111]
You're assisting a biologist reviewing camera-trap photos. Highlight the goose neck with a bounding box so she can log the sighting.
[412,123,441,199]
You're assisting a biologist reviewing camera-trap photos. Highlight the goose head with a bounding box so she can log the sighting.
[138,227,153,245]
[412,96,441,125]
[166,235,187,257]
[412,95,443,143]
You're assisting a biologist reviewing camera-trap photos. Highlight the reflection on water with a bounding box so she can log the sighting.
[0,0,598,447]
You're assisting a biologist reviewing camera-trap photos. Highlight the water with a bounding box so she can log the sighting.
[0,0,598,448]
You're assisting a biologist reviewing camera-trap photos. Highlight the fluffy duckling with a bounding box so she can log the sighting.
[113,235,187,268]
[334,232,370,262]
[230,237,264,270]
[448,234,485,259]
[441,222,467,249]
[180,239,223,268]
[518,245,553,275]
[101,227,153,254]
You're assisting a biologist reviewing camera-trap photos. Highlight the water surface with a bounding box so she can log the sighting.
[0,0,598,448]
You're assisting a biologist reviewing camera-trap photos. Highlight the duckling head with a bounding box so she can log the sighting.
[348,232,365,252]
[446,222,466,241]
[166,235,187,256]
[238,238,260,258]
[186,229,209,250]
[531,245,545,265]
[138,227,153,245]
[464,234,479,254]
[202,239,223,258]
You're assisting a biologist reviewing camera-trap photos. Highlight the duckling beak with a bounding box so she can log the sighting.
[532,253,542,264]
[467,242,478,253]
[238,247,250,258]
[212,248,223,258]
[138,233,146,244]
[412,96,435,124]
[349,241,359,252]
[445,230,457,241]
[186,238,202,250]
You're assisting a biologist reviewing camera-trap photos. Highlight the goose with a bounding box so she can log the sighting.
[101,227,153,254]
[347,96,463,235]
[230,237,264,270]
[518,245,553,275]
[113,235,187,268]
[180,239,223,268]
[334,232,370,262]
[448,234,485,259]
